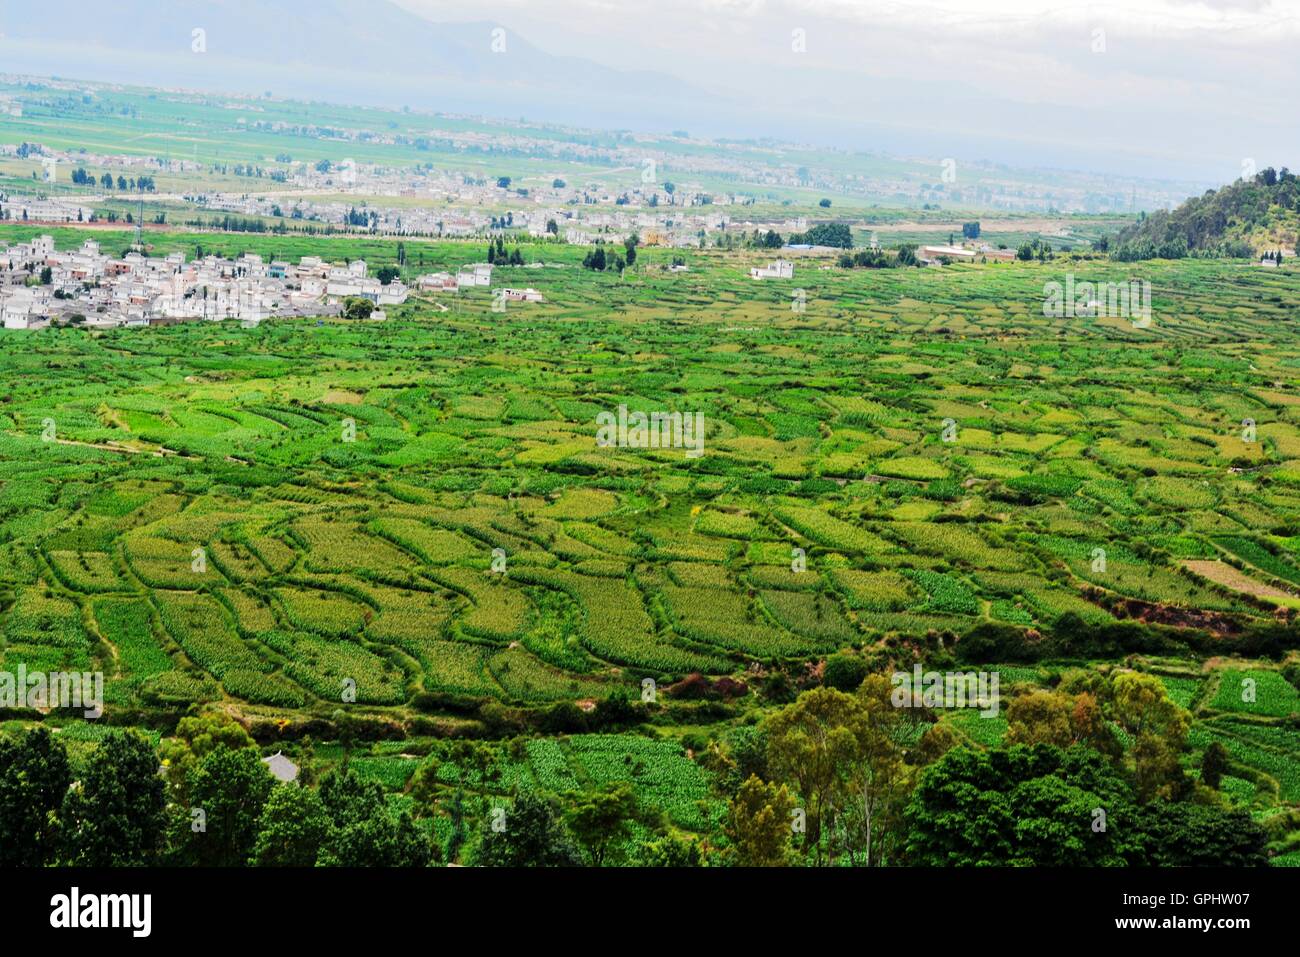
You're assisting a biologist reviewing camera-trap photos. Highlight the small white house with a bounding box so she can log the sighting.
[500,287,545,303]
[262,751,299,783]
[377,282,408,306]
[918,245,977,263]
[455,264,493,291]
[749,259,794,280]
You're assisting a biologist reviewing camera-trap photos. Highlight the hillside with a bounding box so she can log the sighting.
[1111,168,1300,260]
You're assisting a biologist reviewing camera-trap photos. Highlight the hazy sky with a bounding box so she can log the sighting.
[395,0,1300,180]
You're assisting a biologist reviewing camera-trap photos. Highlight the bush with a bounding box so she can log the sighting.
[956,621,1038,664]
[823,652,869,691]
[537,701,589,734]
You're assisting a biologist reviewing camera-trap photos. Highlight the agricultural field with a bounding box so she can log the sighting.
[2,233,1299,869]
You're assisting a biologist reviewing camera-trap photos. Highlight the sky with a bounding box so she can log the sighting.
[394,0,1300,181]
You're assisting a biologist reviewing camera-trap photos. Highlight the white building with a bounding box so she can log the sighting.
[377,281,409,306]
[455,263,493,289]
[417,272,457,291]
[499,287,545,302]
[262,752,299,783]
[750,259,794,280]
[918,245,977,263]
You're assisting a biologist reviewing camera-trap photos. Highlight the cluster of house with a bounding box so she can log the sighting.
[0,193,96,223]
[413,265,544,303]
[0,235,417,330]
[185,177,737,248]
[743,242,1020,279]
[415,263,492,291]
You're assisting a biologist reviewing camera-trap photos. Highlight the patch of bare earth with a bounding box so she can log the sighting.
[1182,560,1295,602]
[1082,585,1244,636]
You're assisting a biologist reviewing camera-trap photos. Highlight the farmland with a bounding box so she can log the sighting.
[2,231,1299,867]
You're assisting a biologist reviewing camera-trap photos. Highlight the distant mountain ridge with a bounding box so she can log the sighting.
[1111,168,1300,261]
[0,0,700,121]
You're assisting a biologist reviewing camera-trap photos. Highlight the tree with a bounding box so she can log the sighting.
[1130,802,1267,866]
[251,784,332,866]
[322,808,429,867]
[913,722,960,765]
[316,769,430,867]
[160,712,255,801]
[819,198,832,208]
[895,243,918,266]
[903,744,1139,866]
[1200,741,1230,790]
[725,775,795,866]
[700,724,769,797]
[472,792,582,867]
[408,758,442,813]
[793,223,852,248]
[0,727,71,867]
[1110,672,1190,802]
[823,652,869,692]
[1006,690,1118,757]
[640,834,702,867]
[565,783,638,866]
[61,730,166,866]
[342,297,374,321]
[496,176,512,189]
[764,687,866,863]
[376,265,400,285]
[39,266,52,285]
[182,745,274,866]
[839,675,911,866]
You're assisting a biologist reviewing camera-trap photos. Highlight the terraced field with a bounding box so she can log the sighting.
[2,251,1300,708]
[1,244,1299,864]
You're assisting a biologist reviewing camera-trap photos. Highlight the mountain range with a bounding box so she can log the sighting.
[0,0,707,128]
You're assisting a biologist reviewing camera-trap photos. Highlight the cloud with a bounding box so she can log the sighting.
[392,0,1300,179]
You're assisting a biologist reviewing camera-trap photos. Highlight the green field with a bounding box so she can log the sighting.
[2,228,1299,867]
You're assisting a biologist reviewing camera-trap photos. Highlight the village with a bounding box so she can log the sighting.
[0,234,546,330]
